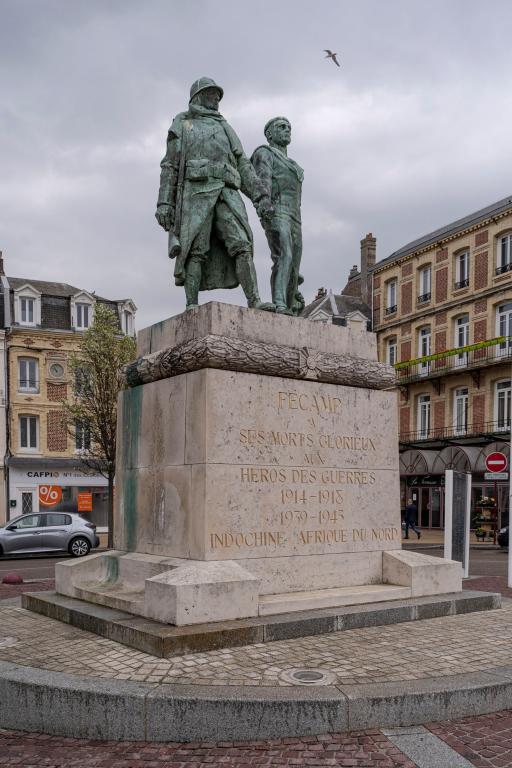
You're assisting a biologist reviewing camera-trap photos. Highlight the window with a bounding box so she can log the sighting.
[418,326,431,375]
[418,266,431,302]
[455,251,470,289]
[75,420,91,451]
[387,337,397,366]
[385,280,397,314]
[454,314,469,367]
[76,303,91,330]
[14,285,41,326]
[15,514,41,529]
[495,380,511,431]
[123,310,133,335]
[21,492,33,515]
[45,513,72,527]
[74,366,91,396]
[497,233,512,275]
[497,302,512,356]
[417,394,431,439]
[453,387,469,436]
[19,415,38,451]
[20,297,35,325]
[18,357,39,392]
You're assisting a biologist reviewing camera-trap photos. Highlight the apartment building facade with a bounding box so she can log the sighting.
[3,259,136,537]
[372,196,512,530]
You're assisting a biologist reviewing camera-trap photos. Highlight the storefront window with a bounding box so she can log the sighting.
[37,485,108,528]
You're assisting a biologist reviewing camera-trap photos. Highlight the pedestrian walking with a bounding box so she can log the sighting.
[404,498,421,539]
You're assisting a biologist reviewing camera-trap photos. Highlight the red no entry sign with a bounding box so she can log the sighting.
[485,452,508,473]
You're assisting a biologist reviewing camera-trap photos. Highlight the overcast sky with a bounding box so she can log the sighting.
[2,0,512,329]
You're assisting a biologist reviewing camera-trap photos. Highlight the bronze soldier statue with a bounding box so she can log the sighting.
[155,77,274,311]
[251,117,304,314]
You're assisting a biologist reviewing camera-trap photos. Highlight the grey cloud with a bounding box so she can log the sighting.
[1,0,512,326]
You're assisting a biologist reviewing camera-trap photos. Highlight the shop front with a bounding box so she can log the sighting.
[400,443,510,532]
[7,458,110,537]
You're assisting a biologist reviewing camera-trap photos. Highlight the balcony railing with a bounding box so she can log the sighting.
[400,419,511,444]
[496,262,512,276]
[454,278,469,289]
[385,305,397,315]
[395,336,512,383]
[417,292,431,304]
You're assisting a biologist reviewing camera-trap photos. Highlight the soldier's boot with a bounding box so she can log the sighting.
[236,251,275,312]
[184,258,202,310]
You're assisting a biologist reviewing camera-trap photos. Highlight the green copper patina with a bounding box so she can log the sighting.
[252,117,305,315]
[156,77,274,311]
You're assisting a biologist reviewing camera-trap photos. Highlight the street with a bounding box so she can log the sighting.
[0,554,73,581]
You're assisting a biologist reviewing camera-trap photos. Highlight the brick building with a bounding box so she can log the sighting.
[2,257,136,537]
[309,199,512,532]
[368,196,512,531]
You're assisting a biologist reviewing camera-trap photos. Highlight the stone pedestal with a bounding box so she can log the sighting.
[56,302,462,625]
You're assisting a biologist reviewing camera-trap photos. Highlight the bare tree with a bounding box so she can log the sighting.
[62,303,136,548]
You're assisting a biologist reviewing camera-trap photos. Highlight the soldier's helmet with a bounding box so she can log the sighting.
[189,77,224,102]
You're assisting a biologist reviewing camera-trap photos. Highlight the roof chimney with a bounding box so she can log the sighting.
[360,233,376,305]
[315,287,327,300]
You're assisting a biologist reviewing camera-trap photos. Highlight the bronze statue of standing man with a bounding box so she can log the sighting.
[252,117,304,314]
[155,77,274,311]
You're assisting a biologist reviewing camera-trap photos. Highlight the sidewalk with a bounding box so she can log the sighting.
[402,528,501,548]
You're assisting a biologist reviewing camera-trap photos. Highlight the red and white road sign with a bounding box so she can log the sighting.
[485,452,508,473]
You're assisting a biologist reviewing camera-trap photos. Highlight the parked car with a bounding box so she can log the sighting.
[0,512,100,557]
[498,526,509,548]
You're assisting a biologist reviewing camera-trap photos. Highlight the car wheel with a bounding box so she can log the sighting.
[69,537,91,558]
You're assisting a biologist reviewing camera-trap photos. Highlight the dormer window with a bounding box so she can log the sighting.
[21,297,34,324]
[117,299,137,336]
[123,309,133,335]
[13,284,42,327]
[76,303,91,330]
[71,291,95,331]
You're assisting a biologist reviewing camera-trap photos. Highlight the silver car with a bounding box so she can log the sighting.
[0,512,100,557]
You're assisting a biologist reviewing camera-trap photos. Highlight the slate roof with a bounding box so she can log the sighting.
[302,291,371,321]
[6,276,126,332]
[8,278,82,297]
[374,194,512,271]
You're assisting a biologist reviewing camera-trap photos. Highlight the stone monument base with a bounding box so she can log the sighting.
[54,303,462,625]
[55,548,461,625]
[23,588,498,658]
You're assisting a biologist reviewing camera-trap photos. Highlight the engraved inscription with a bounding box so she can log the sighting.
[207,381,398,556]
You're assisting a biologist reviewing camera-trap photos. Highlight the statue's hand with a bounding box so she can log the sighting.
[155,204,174,231]
[256,198,274,221]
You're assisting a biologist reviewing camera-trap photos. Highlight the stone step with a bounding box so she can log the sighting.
[258,583,412,616]
[74,582,145,614]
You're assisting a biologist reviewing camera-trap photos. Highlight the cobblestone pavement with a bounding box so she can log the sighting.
[5,713,512,767]
[428,710,512,767]
[0,727,418,767]
[0,597,511,687]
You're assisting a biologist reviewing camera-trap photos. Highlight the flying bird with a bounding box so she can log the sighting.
[324,49,340,67]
